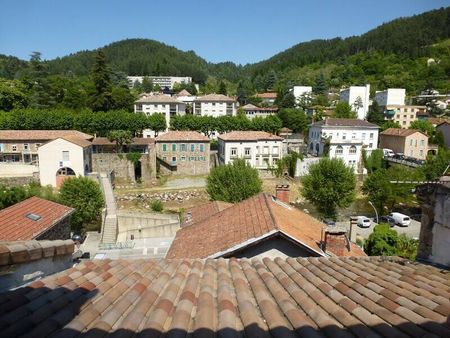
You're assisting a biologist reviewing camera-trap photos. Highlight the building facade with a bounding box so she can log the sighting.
[241,104,278,119]
[291,86,313,103]
[308,118,379,173]
[383,105,427,128]
[134,94,186,137]
[254,92,277,106]
[339,84,371,120]
[38,137,92,187]
[127,76,192,89]
[375,88,406,106]
[218,131,284,170]
[379,128,429,160]
[155,131,210,176]
[0,130,92,164]
[193,94,236,117]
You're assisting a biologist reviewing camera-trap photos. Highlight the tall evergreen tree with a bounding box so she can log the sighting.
[313,72,327,95]
[28,52,54,108]
[366,101,384,125]
[90,50,113,112]
[218,81,227,95]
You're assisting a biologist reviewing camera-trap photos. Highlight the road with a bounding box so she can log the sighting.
[337,219,421,240]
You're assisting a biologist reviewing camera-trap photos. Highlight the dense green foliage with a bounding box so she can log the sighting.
[421,148,450,180]
[362,149,385,174]
[277,108,309,133]
[207,158,262,203]
[362,166,423,214]
[0,183,57,210]
[301,158,356,219]
[150,199,164,212]
[59,177,104,233]
[170,114,282,135]
[108,130,133,152]
[271,152,303,177]
[0,109,166,136]
[364,223,418,260]
[333,102,357,118]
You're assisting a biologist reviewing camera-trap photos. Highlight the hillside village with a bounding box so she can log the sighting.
[0,4,449,338]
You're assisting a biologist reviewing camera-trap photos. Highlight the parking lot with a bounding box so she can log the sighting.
[337,219,421,240]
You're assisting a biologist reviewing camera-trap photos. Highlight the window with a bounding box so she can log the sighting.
[369,133,373,139]
[420,140,425,146]
[231,148,237,156]
[349,146,357,154]
[24,143,29,150]
[12,145,17,152]
[190,144,195,152]
[180,144,187,152]
[62,151,70,161]
[410,139,413,146]
[342,133,346,140]
[362,133,366,140]
[172,156,177,164]
[273,146,279,154]
[26,213,41,221]
[36,143,41,148]
[335,146,343,155]
[162,144,167,152]
[351,133,356,139]
[161,104,166,108]
[419,150,423,157]
[263,146,269,154]
[181,156,186,161]
[171,144,176,151]
[410,115,414,119]
[244,148,251,156]
[403,121,406,125]
[369,143,373,148]
[199,144,205,152]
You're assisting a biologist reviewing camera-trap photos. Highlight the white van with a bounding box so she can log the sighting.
[357,216,371,228]
[383,148,395,157]
[389,212,411,227]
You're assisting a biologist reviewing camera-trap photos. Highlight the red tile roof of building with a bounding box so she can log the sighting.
[175,89,192,96]
[182,200,233,227]
[135,94,184,104]
[167,193,365,259]
[194,93,236,102]
[155,131,209,142]
[428,117,449,125]
[0,130,93,141]
[381,128,427,137]
[1,257,448,337]
[60,136,92,148]
[255,92,278,99]
[0,197,74,241]
[218,131,283,141]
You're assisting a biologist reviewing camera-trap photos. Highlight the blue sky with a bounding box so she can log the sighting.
[0,0,448,64]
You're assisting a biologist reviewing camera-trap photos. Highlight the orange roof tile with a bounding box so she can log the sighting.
[167,193,364,259]
[218,131,283,141]
[155,130,209,142]
[0,197,74,241]
[182,200,233,227]
[381,128,427,137]
[0,130,93,141]
[1,256,448,337]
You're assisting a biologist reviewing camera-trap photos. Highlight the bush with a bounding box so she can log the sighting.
[207,158,262,203]
[150,199,163,212]
[59,177,104,233]
[364,223,398,256]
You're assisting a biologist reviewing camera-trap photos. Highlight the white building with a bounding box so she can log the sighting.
[127,76,192,89]
[38,137,92,188]
[193,94,237,117]
[241,104,278,119]
[339,84,371,120]
[291,86,313,104]
[134,94,186,137]
[295,156,321,177]
[308,118,379,173]
[218,131,284,170]
[375,88,406,106]
[173,89,196,104]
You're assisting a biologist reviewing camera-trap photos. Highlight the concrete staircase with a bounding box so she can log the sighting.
[99,172,118,244]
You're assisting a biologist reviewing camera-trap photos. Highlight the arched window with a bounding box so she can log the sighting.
[309,142,314,151]
[335,146,343,155]
[315,143,319,152]
[349,145,357,154]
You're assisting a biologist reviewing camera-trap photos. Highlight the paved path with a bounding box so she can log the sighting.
[337,219,421,240]
[99,173,118,243]
[164,177,206,189]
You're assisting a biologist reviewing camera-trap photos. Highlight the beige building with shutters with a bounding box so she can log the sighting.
[379,128,428,160]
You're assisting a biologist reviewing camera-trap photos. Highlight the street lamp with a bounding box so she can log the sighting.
[368,201,378,224]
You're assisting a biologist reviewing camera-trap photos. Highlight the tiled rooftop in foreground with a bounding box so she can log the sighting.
[1,256,449,337]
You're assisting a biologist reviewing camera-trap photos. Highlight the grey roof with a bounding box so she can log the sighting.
[312,118,379,128]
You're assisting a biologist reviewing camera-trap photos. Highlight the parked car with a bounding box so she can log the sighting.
[383,148,395,157]
[378,215,396,227]
[393,153,405,160]
[389,212,411,227]
[322,219,336,227]
[357,216,371,228]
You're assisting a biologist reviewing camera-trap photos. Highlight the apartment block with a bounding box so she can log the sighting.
[127,76,192,89]
[383,105,427,128]
[375,88,406,106]
[379,128,429,160]
[339,84,370,120]
[193,94,236,117]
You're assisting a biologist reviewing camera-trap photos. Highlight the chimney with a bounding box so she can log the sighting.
[322,227,350,256]
[349,216,358,242]
[275,184,290,204]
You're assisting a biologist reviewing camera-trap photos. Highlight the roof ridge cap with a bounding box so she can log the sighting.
[263,193,280,231]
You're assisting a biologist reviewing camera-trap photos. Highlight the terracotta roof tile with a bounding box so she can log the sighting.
[194,93,235,102]
[135,94,184,104]
[155,130,209,142]
[0,130,93,141]
[380,128,426,137]
[1,257,446,336]
[182,201,233,227]
[0,197,74,241]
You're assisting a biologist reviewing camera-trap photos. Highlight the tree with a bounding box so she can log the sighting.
[90,50,113,112]
[380,120,401,131]
[218,81,227,95]
[277,108,308,133]
[111,87,135,111]
[0,79,28,111]
[333,102,357,118]
[148,113,167,136]
[364,223,399,256]
[279,92,296,108]
[409,120,434,136]
[207,158,262,203]
[107,130,133,152]
[421,148,450,180]
[301,158,356,219]
[362,148,385,174]
[366,101,384,125]
[59,177,104,233]
[141,76,154,92]
[313,72,327,95]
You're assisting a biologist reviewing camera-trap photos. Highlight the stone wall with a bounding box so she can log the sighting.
[36,217,71,241]
[416,181,450,267]
[92,151,156,183]
[0,172,39,187]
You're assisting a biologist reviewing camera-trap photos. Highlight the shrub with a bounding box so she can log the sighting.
[207,158,262,203]
[150,199,163,212]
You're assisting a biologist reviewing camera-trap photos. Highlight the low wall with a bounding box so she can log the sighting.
[0,164,39,177]
[0,172,39,187]
[92,153,156,182]
[116,211,180,241]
